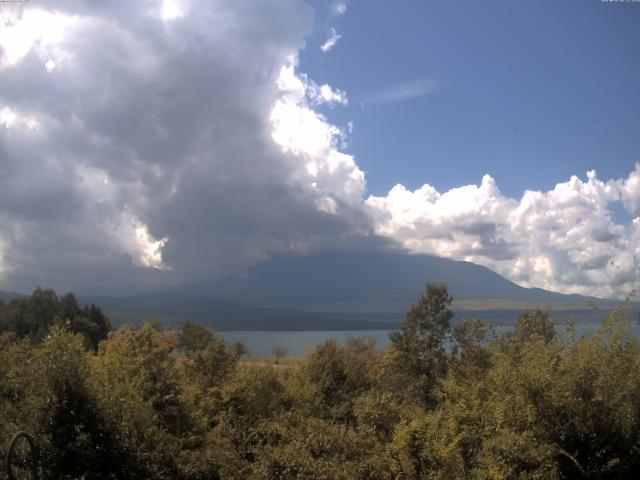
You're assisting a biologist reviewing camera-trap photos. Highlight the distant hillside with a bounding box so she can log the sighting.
[0,290,26,302]
[3,251,634,330]
[194,251,608,310]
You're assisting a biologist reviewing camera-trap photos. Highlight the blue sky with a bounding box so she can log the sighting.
[300,0,640,198]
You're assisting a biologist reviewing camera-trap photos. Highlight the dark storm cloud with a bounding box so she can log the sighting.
[0,0,383,293]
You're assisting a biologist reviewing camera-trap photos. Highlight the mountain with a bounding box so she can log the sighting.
[0,290,26,302]
[2,251,633,330]
[195,251,605,309]
[179,251,632,327]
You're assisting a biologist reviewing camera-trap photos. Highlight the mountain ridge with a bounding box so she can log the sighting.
[2,251,633,330]
[192,251,609,307]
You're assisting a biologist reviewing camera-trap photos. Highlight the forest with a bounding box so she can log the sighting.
[1,285,640,479]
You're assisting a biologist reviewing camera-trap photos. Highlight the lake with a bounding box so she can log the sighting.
[220,321,640,358]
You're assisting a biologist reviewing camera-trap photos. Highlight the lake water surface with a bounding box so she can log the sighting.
[220,321,640,358]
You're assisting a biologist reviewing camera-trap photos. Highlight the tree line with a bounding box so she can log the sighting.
[0,287,110,349]
[1,284,639,479]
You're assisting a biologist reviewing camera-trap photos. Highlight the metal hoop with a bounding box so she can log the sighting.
[5,431,38,480]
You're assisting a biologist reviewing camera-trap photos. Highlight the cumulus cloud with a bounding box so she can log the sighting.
[367,166,640,298]
[270,58,363,211]
[276,61,347,107]
[0,0,374,293]
[0,0,638,300]
[320,27,342,52]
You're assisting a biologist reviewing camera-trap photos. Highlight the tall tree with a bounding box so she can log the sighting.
[500,308,554,357]
[388,283,453,406]
[177,320,215,353]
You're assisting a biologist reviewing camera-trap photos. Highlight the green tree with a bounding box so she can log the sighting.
[501,308,554,357]
[250,414,395,480]
[452,318,493,381]
[177,320,215,353]
[81,303,111,348]
[1,287,59,341]
[93,323,206,478]
[387,283,453,406]
[291,338,375,426]
[0,288,110,349]
[0,327,132,479]
[58,292,81,322]
[189,339,238,392]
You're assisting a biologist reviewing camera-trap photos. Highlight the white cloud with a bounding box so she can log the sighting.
[133,225,170,270]
[320,27,341,52]
[160,0,186,22]
[0,8,77,69]
[271,58,363,207]
[0,0,373,293]
[314,84,348,106]
[0,107,17,127]
[0,0,638,301]
[367,166,640,298]
[332,2,347,16]
[74,165,170,270]
[0,106,39,131]
[619,163,640,215]
[363,80,438,105]
[276,60,347,107]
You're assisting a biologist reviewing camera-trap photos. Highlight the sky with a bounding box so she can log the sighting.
[302,0,640,198]
[0,0,639,299]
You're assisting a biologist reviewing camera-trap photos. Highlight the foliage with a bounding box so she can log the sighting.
[499,308,555,356]
[2,285,640,479]
[387,283,453,406]
[0,287,111,349]
[177,320,216,353]
[290,337,375,426]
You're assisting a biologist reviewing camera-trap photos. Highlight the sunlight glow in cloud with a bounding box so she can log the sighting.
[74,165,171,271]
[134,225,170,270]
[0,107,16,127]
[161,0,186,22]
[272,63,346,157]
[271,59,364,208]
[0,106,39,131]
[0,9,77,68]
